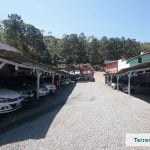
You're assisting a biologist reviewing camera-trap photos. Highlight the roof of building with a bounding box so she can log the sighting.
[104,60,118,65]
[0,42,70,75]
[0,42,19,52]
[117,61,150,75]
[127,51,150,62]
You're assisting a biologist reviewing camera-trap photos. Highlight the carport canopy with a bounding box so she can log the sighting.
[0,46,71,99]
[116,62,150,95]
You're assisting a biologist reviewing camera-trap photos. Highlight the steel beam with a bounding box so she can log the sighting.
[117,75,120,90]
[36,69,41,100]
[128,72,131,96]
[0,62,6,69]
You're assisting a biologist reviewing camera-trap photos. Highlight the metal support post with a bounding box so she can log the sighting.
[110,74,113,84]
[36,69,41,100]
[52,74,55,84]
[117,75,119,90]
[0,62,6,69]
[128,72,131,96]
[59,75,61,88]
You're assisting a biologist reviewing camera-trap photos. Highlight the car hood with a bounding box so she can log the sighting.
[44,84,56,87]
[0,89,21,99]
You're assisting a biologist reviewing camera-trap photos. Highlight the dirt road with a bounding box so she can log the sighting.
[94,71,105,83]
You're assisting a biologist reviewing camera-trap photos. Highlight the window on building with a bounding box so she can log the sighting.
[138,57,142,63]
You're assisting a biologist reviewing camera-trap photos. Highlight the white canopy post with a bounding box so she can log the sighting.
[106,75,108,84]
[0,62,6,69]
[36,69,41,100]
[52,74,55,84]
[59,75,61,88]
[117,75,120,90]
[110,74,113,85]
[128,72,132,96]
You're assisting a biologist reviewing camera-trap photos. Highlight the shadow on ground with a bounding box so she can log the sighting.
[0,83,76,146]
[132,94,150,104]
[117,89,150,104]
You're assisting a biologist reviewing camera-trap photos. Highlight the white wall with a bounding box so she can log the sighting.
[118,59,129,71]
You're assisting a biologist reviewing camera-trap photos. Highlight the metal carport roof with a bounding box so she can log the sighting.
[117,62,150,75]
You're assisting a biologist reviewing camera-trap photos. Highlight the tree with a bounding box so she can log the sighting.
[140,42,150,52]
[2,14,24,49]
[62,34,79,64]
[123,38,140,58]
[1,14,51,64]
[0,13,149,66]
[75,33,88,63]
[0,23,4,41]
[88,36,101,64]
[43,35,62,65]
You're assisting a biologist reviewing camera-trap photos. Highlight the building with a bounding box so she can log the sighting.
[127,51,150,67]
[104,60,118,73]
[105,51,150,95]
[105,51,150,73]
[118,58,129,71]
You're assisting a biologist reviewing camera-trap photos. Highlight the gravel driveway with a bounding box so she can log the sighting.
[0,72,150,150]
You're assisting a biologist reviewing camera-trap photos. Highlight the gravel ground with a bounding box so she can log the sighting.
[0,72,150,150]
[0,83,76,133]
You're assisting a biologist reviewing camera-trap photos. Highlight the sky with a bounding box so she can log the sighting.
[0,0,150,42]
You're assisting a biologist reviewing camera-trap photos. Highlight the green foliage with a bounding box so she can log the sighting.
[0,24,4,41]
[43,35,62,66]
[1,14,51,64]
[88,36,101,64]
[61,34,80,64]
[140,42,150,52]
[0,14,150,66]
[2,14,24,48]
[78,33,89,63]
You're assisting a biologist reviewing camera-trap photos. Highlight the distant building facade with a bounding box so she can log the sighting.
[104,60,118,73]
[118,58,129,71]
[127,51,150,67]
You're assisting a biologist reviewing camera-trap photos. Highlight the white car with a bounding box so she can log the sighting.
[122,83,150,94]
[69,71,74,75]
[111,82,127,90]
[111,83,117,89]
[6,86,35,102]
[42,83,57,93]
[0,89,24,114]
[61,79,70,86]
[35,85,49,96]
[74,70,81,75]
[19,89,34,101]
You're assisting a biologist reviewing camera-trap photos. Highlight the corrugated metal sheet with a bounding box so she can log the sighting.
[0,42,70,75]
[0,42,18,52]
[117,62,150,74]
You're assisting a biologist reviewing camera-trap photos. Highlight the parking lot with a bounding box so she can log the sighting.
[0,82,76,132]
[0,72,150,150]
